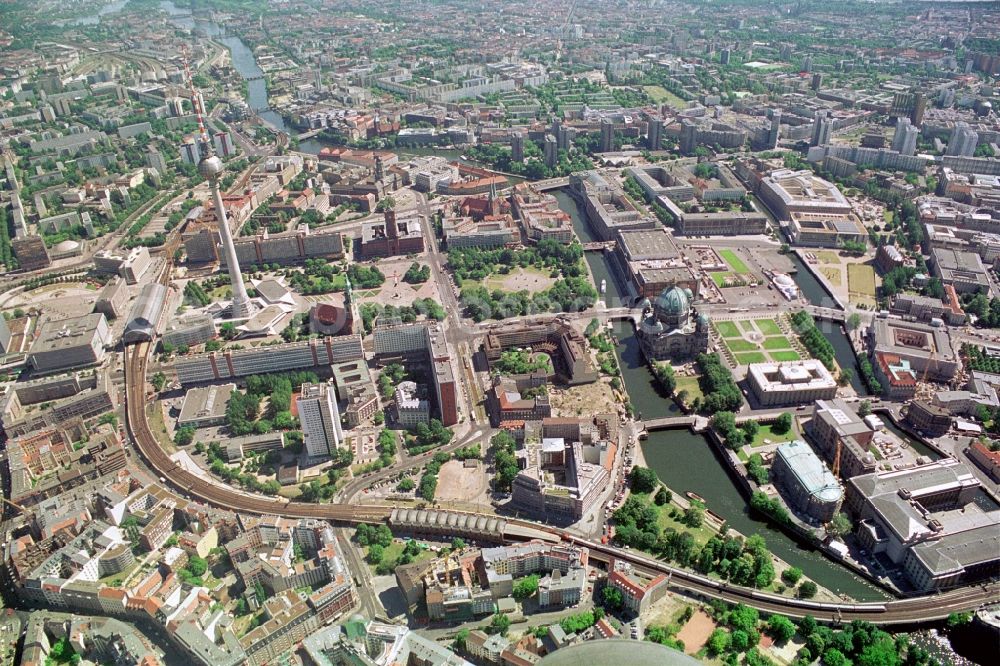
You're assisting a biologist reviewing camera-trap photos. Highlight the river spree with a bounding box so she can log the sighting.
[555,189,886,600]
[160,1,286,131]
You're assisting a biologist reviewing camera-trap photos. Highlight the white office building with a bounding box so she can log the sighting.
[298,382,342,458]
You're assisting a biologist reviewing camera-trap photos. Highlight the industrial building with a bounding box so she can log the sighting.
[747,359,838,407]
[771,440,844,523]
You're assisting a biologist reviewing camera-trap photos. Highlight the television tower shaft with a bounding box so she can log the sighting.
[184,47,255,320]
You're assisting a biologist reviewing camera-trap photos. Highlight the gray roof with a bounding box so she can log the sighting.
[776,440,842,502]
[123,283,167,344]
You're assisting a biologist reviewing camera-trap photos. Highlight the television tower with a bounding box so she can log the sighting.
[184,50,255,320]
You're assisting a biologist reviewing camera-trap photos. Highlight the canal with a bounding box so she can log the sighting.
[787,252,869,396]
[555,188,886,600]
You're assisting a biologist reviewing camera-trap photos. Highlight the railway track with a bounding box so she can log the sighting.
[123,341,999,624]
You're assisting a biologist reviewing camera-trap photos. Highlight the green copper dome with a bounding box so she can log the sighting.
[654,286,691,317]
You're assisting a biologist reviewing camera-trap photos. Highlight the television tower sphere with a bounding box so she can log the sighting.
[198,154,225,180]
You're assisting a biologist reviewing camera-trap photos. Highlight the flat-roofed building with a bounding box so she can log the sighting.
[771,440,843,522]
[867,318,959,383]
[298,382,343,458]
[178,383,235,428]
[788,212,867,247]
[846,459,999,591]
[807,399,878,480]
[12,235,51,270]
[28,313,111,373]
[174,336,363,385]
[747,359,838,407]
[93,277,129,320]
[930,246,992,295]
[759,169,853,219]
[162,313,216,349]
[615,229,701,300]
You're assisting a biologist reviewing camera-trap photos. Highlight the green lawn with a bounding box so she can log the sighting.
[711,272,737,288]
[751,424,798,448]
[762,336,793,350]
[720,249,750,274]
[771,350,802,362]
[642,85,687,109]
[735,352,768,365]
[675,375,704,403]
[739,320,755,332]
[365,540,435,571]
[847,263,877,306]
[726,339,760,352]
[715,321,742,338]
[757,319,782,336]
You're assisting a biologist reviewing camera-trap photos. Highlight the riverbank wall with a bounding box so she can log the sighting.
[791,249,848,310]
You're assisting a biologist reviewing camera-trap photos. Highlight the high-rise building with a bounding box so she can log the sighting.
[946,122,978,157]
[891,118,919,157]
[180,140,200,165]
[599,119,614,153]
[298,382,343,458]
[146,149,167,173]
[720,48,731,65]
[811,73,823,91]
[213,131,233,157]
[811,110,832,147]
[543,134,558,168]
[802,55,813,72]
[911,91,927,126]
[679,119,697,155]
[647,118,663,150]
[766,109,781,149]
[12,235,51,271]
[510,132,525,163]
